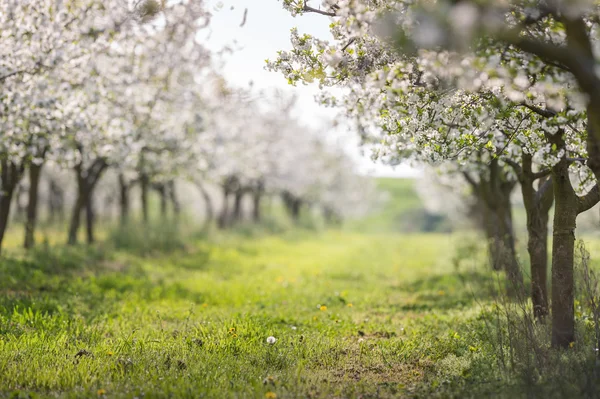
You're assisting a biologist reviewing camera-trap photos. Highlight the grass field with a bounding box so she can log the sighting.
[2,179,600,398]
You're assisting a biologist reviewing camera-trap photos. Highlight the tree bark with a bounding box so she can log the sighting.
[24,163,43,249]
[68,179,85,245]
[465,161,522,290]
[118,173,130,226]
[0,160,24,255]
[551,156,578,348]
[514,153,554,320]
[85,188,95,244]
[67,159,107,245]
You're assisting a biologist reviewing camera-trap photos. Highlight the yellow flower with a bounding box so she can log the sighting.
[438,290,445,296]
[107,351,114,356]
[347,303,353,307]
[229,327,236,333]
[201,303,208,308]
[276,276,285,283]
[97,389,106,396]
[265,392,277,399]
[232,333,238,338]
[569,341,575,348]
[320,305,327,311]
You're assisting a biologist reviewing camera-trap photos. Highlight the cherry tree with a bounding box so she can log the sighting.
[271,0,600,346]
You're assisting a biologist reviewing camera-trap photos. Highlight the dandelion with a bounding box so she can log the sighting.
[569,342,575,348]
[266,336,277,344]
[265,392,277,399]
[320,305,327,311]
[347,303,353,307]
[97,389,106,396]
[201,303,208,308]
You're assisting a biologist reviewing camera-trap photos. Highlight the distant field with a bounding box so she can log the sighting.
[347,178,435,233]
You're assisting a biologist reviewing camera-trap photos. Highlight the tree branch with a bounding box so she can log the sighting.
[578,184,600,213]
[519,102,557,118]
[303,4,336,17]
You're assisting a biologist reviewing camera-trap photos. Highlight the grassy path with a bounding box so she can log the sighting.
[0,231,503,398]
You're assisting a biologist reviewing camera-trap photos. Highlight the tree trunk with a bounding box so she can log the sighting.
[291,198,302,221]
[68,182,85,245]
[529,217,549,320]
[551,158,578,348]
[168,181,180,217]
[24,163,43,249]
[140,173,149,223]
[218,186,229,229]
[0,160,24,255]
[253,191,262,223]
[465,162,522,289]
[233,189,243,223]
[48,179,65,224]
[85,188,95,244]
[158,184,167,219]
[196,182,213,230]
[68,160,107,245]
[118,173,130,226]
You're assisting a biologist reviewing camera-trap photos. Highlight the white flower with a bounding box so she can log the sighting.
[266,336,277,344]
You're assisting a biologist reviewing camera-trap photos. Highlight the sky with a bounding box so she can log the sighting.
[203,0,420,178]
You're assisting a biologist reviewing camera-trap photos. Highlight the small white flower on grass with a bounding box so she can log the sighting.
[291,326,297,330]
[266,336,277,345]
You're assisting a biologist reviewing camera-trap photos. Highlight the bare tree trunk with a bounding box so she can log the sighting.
[464,160,522,290]
[68,159,107,245]
[24,163,43,249]
[530,217,550,319]
[118,173,130,226]
[0,160,24,255]
[516,154,554,320]
[68,182,85,245]
[85,188,96,244]
[551,157,578,348]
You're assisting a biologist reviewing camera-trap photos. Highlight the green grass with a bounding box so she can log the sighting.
[0,229,504,398]
[2,178,600,398]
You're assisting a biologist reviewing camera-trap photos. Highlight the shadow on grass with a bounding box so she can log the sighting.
[393,270,499,311]
[0,244,213,336]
